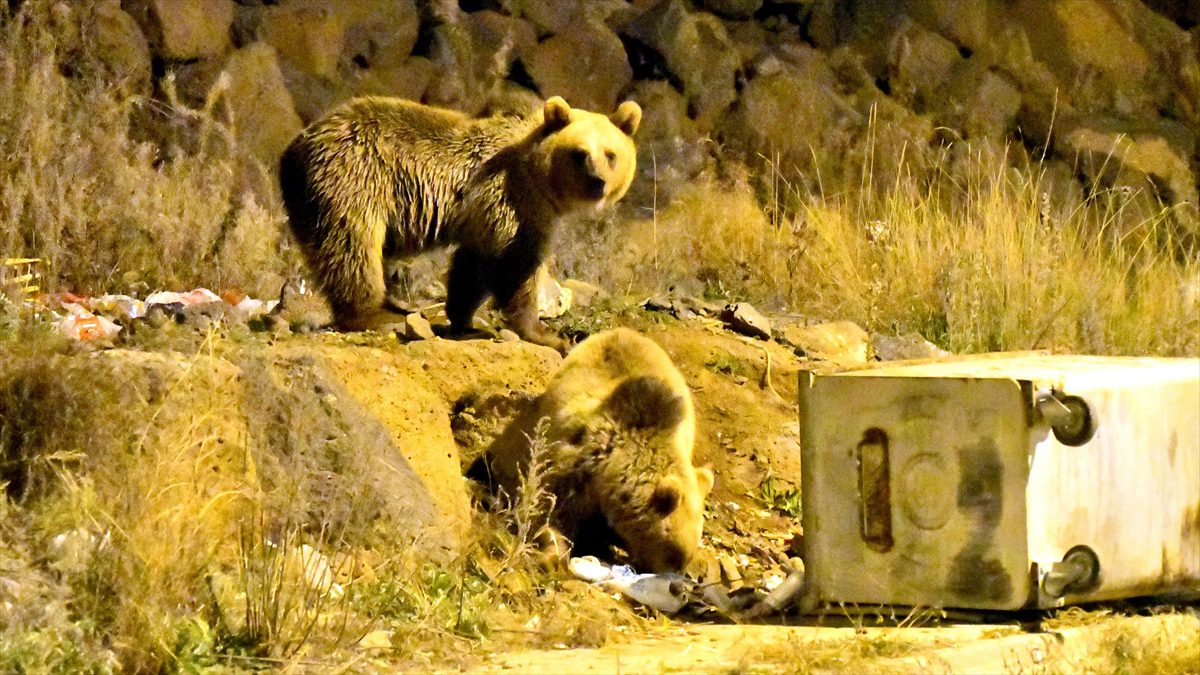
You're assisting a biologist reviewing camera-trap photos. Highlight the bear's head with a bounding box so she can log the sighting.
[536,96,640,212]
[585,376,714,573]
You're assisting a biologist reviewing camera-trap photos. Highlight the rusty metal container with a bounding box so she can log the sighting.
[798,354,1200,611]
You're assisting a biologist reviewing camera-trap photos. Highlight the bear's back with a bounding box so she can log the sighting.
[540,329,695,454]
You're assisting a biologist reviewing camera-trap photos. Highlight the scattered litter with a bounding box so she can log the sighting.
[285,543,344,600]
[569,556,690,614]
[92,294,145,319]
[536,266,573,319]
[58,305,121,341]
[144,288,222,307]
[568,555,797,620]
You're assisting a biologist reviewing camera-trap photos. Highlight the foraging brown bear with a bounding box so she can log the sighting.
[484,328,714,573]
[278,96,641,350]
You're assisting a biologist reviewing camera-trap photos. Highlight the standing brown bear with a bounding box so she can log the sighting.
[278,96,641,350]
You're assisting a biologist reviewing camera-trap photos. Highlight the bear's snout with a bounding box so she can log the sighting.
[583,173,607,199]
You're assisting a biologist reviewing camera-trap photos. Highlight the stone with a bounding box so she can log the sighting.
[561,279,607,309]
[347,56,434,101]
[720,55,859,175]
[901,0,994,59]
[524,19,632,112]
[124,0,234,60]
[886,17,964,111]
[219,43,304,164]
[699,0,763,20]
[508,0,583,36]
[357,629,393,651]
[622,0,740,128]
[1143,0,1200,27]
[630,79,699,143]
[642,294,672,313]
[776,321,870,366]
[1056,118,1199,210]
[721,302,772,340]
[497,328,521,342]
[339,0,420,70]
[872,333,950,362]
[277,64,352,124]
[1008,0,1188,116]
[404,313,436,341]
[723,18,769,70]
[485,81,542,116]
[87,0,152,96]
[261,4,345,79]
[626,80,710,203]
[940,58,1023,139]
[166,57,225,108]
[422,22,475,112]
[466,10,538,71]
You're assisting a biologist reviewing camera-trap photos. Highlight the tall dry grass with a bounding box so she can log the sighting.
[0,1,292,298]
[581,139,1199,357]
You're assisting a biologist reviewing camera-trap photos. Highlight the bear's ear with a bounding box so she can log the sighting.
[694,465,714,497]
[650,476,682,516]
[544,96,572,131]
[605,376,684,430]
[610,101,641,136]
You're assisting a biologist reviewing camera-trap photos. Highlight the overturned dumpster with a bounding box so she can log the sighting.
[798,354,1200,611]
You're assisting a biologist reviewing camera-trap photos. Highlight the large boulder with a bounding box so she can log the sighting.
[86,0,152,96]
[625,80,708,204]
[345,56,434,102]
[339,0,420,70]
[219,43,304,164]
[1007,0,1189,117]
[524,20,632,112]
[508,0,584,36]
[423,10,535,114]
[699,0,763,20]
[720,48,861,184]
[940,58,1023,139]
[899,0,996,59]
[1055,117,1199,210]
[260,4,345,79]
[1142,0,1200,28]
[122,0,234,60]
[885,16,964,111]
[465,10,538,75]
[622,0,740,128]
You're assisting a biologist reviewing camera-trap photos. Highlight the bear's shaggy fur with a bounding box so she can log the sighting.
[279,96,640,349]
[485,328,713,573]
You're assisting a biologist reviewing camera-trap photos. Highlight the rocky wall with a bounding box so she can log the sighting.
[55,0,1200,215]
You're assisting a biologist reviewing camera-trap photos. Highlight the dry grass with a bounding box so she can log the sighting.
[0,1,294,299]
[575,139,1198,357]
[1037,607,1200,675]
[0,331,644,671]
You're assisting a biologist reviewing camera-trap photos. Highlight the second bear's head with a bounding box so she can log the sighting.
[534,96,641,212]
[589,375,714,574]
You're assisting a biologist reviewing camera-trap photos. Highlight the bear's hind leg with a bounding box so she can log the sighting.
[316,226,406,331]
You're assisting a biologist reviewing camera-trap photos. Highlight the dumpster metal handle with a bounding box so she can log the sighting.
[857,428,894,552]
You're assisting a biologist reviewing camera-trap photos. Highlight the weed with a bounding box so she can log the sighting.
[706,353,749,378]
[757,473,802,519]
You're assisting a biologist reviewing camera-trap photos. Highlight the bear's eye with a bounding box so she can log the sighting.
[604,150,616,167]
[571,148,589,166]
